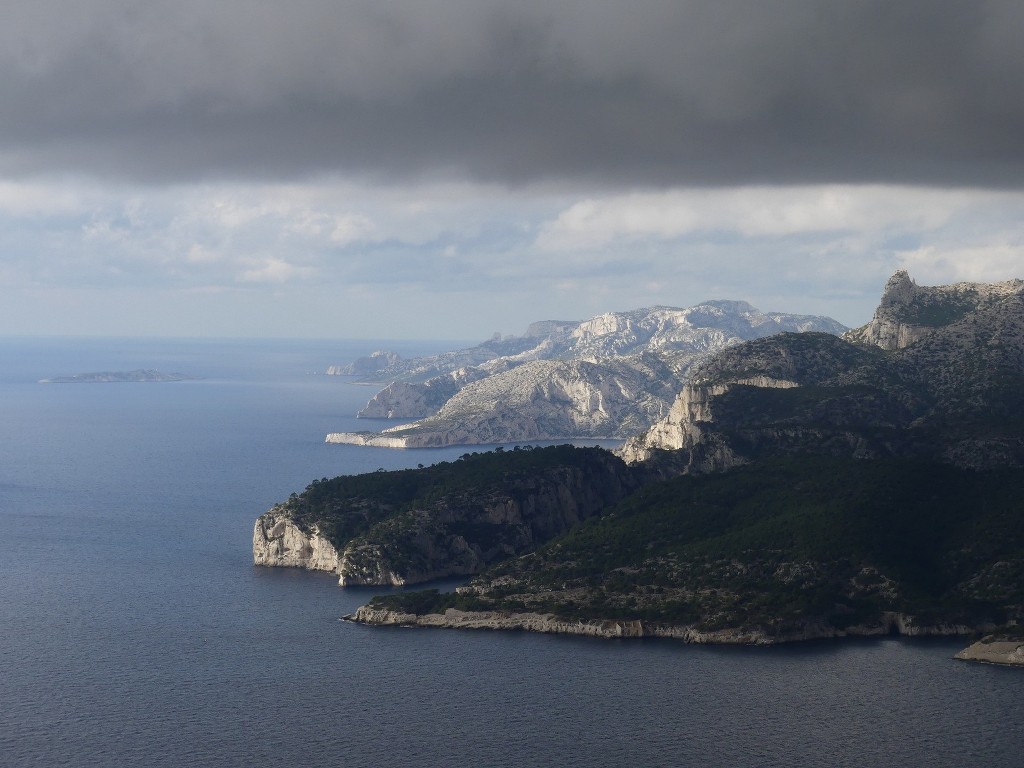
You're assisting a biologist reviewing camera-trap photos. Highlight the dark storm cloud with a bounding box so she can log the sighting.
[3,0,1024,186]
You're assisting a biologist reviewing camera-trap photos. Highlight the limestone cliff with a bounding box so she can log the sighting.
[252,510,342,573]
[357,367,489,419]
[620,376,798,465]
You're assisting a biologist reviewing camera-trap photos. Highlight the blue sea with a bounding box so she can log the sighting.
[1,337,1021,768]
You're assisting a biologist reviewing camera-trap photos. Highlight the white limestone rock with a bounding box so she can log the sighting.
[620,377,799,464]
[844,269,1024,351]
[252,511,341,573]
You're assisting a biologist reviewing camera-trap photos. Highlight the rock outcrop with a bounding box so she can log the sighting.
[620,376,798,465]
[324,350,402,377]
[844,270,1023,350]
[955,637,1024,666]
[253,511,342,573]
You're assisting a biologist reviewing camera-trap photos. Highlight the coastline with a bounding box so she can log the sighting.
[954,639,1024,667]
[344,605,989,647]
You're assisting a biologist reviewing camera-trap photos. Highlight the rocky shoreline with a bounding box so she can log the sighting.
[344,605,988,646]
[954,638,1024,666]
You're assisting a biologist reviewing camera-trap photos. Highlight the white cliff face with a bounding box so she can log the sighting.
[252,511,412,585]
[844,271,931,351]
[620,377,799,464]
[325,432,413,448]
[252,511,341,573]
[331,357,687,447]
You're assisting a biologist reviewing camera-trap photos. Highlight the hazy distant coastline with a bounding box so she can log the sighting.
[39,369,197,384]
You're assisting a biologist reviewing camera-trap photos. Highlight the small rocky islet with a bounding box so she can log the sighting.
[39,368,196,384]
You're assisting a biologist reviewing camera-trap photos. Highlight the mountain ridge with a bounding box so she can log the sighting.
[327,300,847,448]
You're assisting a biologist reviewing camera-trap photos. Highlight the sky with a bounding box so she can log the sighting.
[2,0,1023,340]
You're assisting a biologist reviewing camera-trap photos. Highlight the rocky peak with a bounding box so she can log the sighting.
[880,270,917,307]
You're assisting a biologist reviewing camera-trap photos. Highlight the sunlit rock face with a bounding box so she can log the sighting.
[252,512,341,572]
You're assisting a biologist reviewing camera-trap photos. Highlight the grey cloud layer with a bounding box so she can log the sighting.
[3,0,1024,186]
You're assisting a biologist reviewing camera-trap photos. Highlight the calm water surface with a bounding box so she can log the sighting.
[1,337,1021,768]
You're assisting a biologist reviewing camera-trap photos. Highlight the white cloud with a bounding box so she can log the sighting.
[536,186,1024,250]
[898,243,1024,286]
[1,174,1022,337]
[238,257,314,284]
[329,213,376,245]
[0,180,90,217]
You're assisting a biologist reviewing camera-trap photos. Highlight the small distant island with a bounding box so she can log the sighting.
[39,369,197,384]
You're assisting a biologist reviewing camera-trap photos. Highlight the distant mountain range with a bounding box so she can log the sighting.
[325,301,847,447]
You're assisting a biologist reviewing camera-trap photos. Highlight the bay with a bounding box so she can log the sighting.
[0,337,1021,768]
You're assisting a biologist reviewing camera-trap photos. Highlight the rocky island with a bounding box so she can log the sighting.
[39,369,197,384]
[259,273,1024,649]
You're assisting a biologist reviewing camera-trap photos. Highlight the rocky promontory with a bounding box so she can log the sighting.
[954,627,1024,666]
[349,455,1023,645]
[346,605,987,646]
[253,445,639,586]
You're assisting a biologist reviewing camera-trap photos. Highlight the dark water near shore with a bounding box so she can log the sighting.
[1,337,1021,768]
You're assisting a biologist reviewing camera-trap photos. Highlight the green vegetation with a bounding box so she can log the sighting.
[280,444,618,545]
[273,444,636,579]
[372,457,1024,636]
[980,624,1024,643]
[902,290,979,326]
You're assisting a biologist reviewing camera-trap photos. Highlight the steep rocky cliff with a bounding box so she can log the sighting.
[621,273,1024,470]
[325,350,403,377]
[253,512,342,572]
[328,301,846,447]
[253,445,638,586]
